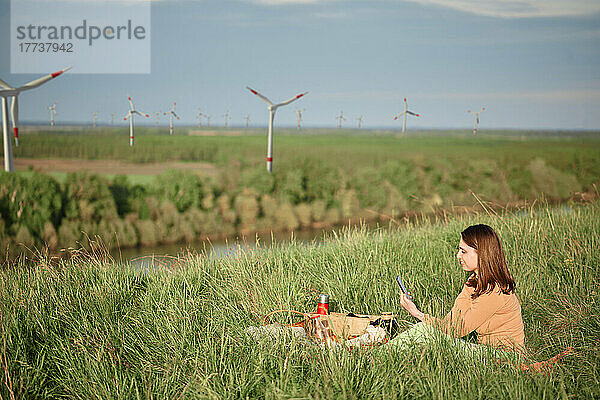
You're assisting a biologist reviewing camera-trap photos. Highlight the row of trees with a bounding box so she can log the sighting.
[0,156,586,258]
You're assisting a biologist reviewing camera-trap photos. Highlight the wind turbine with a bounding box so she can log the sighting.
[1,66,71,171]
[153,111,161,128]
[123,96,150,147]
[164,102,179,135]
[222,110,231,128]
[92,112,99,128]
[356,115,364,129]
[244,115,251,128]
[394,97,420,133]
[48,103,56,127]
[296,108,306,129]
[335,111,346,128]
[246,86,308,173]
[205,114,211,127]
[467,107,486,134]
[111,113,115,126]
[197,108,204,128]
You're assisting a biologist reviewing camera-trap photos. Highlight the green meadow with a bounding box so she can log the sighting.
[1,201,598,398]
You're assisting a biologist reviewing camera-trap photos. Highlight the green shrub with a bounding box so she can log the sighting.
[275,203,299,231]
[42,221,58,250]
[0,172,62,241]
[354,167,387,210]
[260,194,278,221]
[151,170,208,212]
[310,200,327,222]
[337,189,360,218]
[235,190,260,229]
[134,219,160,247]
[240,166,275,195]
[295,203,312,228]
[57,221,82,248]
[63,172,118,223]
[14,225,35,249]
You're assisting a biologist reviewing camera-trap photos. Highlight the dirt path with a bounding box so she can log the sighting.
[10,158,218,177]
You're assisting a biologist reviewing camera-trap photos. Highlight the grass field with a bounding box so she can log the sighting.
[1,201,598,398]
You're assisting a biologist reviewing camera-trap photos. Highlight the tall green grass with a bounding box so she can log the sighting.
[1,202,599,398]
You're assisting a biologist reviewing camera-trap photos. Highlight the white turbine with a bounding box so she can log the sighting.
[48,102,57,127]
[197,108,204,128]
[123,96,150,146]
[222,110,231,128]
[335,111,346,128]
[246,86,308,173]
[356,115,364,129]
[164,102,180,135]
[467,107,486,134]
[296,108,306,129]
[394,97,420,133]
[111,113,115,126]
[153,111,161,128]
[205,114,211,127]
[92,112,99,128]
[244,115,251,128]
[0,67,71,172]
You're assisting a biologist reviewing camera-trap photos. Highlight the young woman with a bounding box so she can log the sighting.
[392,224,525,354]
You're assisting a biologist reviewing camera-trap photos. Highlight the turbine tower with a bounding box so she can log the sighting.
[335,111,346,129]
[296,108,306,129]
[467,107,486,134]
[0,67,71,171]
[92,112,99,128]
[222,110,231,128]
[394,97,420,133]
[164,102,179,135]
[111,113,115,126]
[153,111,161,128]
[205,114,211,127]
[356,115,364,129]
[123,96,150,147]
[48,103,56,127]
[246,86,308,173]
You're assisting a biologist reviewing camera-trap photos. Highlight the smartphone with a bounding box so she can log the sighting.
[396,276,411,299]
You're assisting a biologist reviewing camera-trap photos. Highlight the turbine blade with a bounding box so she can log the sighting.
[18,67,71,92]
[173,112,179,119]
[0,79,14,90]
[128,97,135,111]
[407,111,419,116]
[394,112,406,120]
[246,86,273,105]
[10,96,19,128]
[276,91,308,107]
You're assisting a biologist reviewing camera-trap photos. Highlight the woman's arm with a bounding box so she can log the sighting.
[400,287,506,338]
[423,289,506,337]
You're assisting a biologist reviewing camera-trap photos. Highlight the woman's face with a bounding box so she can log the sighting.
[457,238,478,272]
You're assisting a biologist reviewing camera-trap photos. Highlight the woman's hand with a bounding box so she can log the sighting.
[400,293,425,321]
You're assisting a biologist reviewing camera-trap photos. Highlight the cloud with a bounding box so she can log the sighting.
[402,0,600,18]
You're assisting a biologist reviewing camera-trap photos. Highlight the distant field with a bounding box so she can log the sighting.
[8,128,600,184]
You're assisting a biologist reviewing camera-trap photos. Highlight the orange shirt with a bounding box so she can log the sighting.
[423,279,525,352]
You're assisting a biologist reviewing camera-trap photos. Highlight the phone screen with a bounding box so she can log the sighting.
[396,276,408,295]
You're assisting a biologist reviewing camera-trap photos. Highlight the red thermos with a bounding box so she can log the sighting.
[317,294,329,315]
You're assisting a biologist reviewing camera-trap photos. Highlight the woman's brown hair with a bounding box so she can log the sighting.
[462,224,515,299]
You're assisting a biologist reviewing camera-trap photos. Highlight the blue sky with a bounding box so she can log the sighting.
[1,0,599,130]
